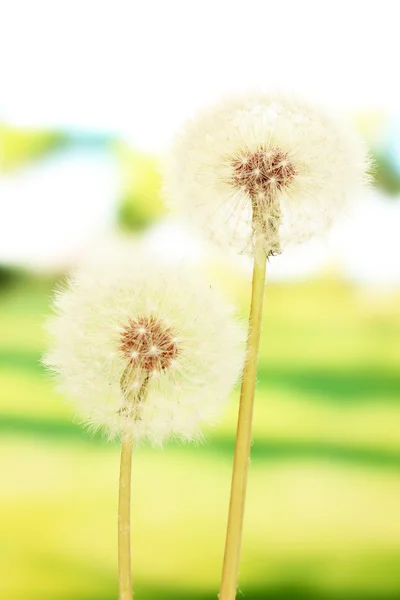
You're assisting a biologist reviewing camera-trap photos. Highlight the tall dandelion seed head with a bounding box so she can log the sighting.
[163,91,371,256]
[43,244,245,445]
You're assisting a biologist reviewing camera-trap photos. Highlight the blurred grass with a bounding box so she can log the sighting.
[1,274,400,599]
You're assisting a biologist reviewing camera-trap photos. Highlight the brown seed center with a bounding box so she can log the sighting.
[232,147,296,198]
[119,315,179,372]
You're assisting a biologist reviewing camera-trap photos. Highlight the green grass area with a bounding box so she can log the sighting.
[1,275,400,600]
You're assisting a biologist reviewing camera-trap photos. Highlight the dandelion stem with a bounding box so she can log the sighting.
[118,432,133,600]
[118,374,149,600]
[219,245,267,600]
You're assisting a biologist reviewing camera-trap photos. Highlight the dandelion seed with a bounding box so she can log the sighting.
[43,243,245,444]
[163,91,370,256]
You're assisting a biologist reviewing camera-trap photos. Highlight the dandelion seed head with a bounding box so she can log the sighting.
[43,242,245,445]
[119,315,179,372]
[233,146,296,194]
[163,91,370,256]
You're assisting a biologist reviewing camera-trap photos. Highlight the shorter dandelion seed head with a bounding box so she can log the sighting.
[119,315,180,372]
[43,242,246,445]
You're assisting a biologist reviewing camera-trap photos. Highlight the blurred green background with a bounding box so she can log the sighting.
[1,263,400,600]
[1,3,400,599]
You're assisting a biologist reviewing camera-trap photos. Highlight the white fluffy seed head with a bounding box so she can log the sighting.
[163,91,371,256]
[43,243,245,445]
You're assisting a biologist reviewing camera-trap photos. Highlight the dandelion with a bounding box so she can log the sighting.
[163,91,370,600]
[164,91,369,257]
[43,243,245,600]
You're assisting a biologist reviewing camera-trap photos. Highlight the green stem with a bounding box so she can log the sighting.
[219,246,267,600]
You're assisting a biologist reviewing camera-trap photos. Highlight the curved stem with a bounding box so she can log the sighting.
[118,433,133,600]
[219,247,267,600]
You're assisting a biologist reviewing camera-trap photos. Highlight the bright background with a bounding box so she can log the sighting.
[1,2,400,599]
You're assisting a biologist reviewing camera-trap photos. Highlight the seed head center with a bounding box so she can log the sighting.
[119,315,180,372]
[232,147,296,198]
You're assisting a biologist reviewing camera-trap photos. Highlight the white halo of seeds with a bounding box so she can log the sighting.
[163,91,370,256]
[43,243,245,445]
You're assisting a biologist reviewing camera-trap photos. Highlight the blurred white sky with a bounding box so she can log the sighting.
[1,0,399,283]
[1,0,399,149]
